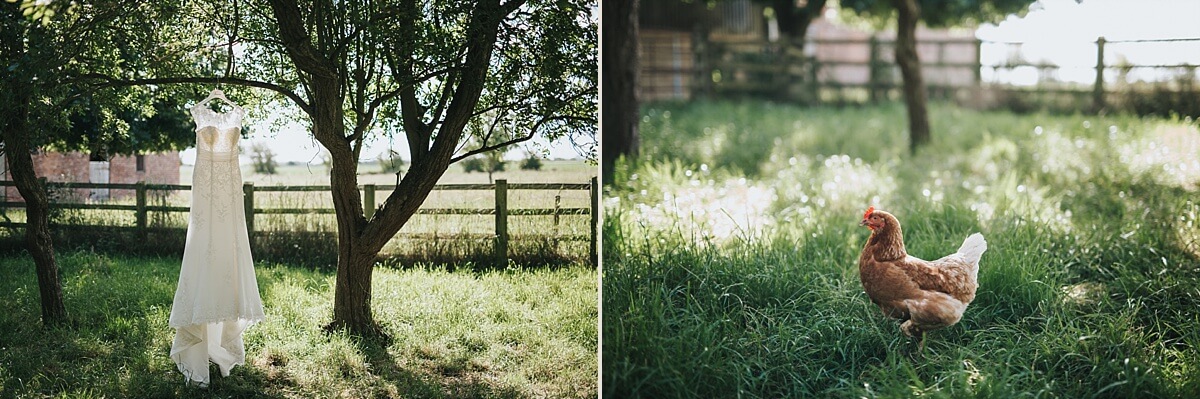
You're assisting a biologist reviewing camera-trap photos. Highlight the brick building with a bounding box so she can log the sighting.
[2,151,180,202]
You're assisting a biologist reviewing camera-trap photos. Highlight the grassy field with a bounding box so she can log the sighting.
[0,251,597,398]
[603,101,1200,397]
[218,159,597,186]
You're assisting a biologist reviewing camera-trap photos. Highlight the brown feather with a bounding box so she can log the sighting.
[858,209,982,337]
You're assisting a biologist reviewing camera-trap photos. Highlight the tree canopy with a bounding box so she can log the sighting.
[838,0,1035,27]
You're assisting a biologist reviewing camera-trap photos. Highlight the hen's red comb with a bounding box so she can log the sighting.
[863,206,875,220]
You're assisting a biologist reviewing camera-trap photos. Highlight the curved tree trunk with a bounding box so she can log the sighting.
[892,0,930,152]
[1,2,67,326]
[601,0,639,184]
[1,98,69,326]
[267,0,380,336]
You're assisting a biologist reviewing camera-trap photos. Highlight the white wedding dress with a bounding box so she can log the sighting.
[168,97,265,385]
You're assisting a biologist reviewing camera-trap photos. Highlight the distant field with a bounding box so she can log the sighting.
[182,159,597,186]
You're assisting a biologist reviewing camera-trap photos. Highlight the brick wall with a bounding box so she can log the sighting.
[3,152,91,201]
[107,152,180,198]
[3,151,180,202]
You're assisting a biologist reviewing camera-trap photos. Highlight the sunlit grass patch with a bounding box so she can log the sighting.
[0,252,596,398]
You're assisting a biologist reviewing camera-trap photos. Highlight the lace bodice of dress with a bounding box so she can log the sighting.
[191,105,245,153]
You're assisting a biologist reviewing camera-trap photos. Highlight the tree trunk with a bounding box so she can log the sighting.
[265,0,378,337]
[1,2,68,326]
[771,0,827,41]
[316,79,381,337]
[0,96,69,326]
[601,0,639,184]
[327,147,379,336]
[892,0,931,152]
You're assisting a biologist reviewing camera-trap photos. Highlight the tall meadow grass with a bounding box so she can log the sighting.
[604,101,1200,398]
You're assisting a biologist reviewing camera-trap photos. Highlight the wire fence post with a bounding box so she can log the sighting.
[243,182,254,236]
[494,179,508,265]
[1093,36,1107,112]
[135,182,147,238]
[590,176,599,268]
[363,184,376,219]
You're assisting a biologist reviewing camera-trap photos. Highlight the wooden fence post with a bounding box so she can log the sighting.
[363,184,376,219]
[553,194,562,251]
[693,27,708,99]
[243,182,254,235]
[553,194,561,227]
[808,57,820,102]
[974,39,983,86]
[1093,36,1107,112]
[135,182,147,238]
[494,179,508,265]
[868,35,880,103]
[590,176,599,268]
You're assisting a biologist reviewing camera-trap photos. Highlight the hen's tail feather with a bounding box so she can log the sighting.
[957,233,988,266]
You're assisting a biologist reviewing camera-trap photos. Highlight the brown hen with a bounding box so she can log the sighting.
[858,207,987,348]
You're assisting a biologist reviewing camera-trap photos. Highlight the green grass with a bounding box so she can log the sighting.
[0,251,597,398]
[603,100,1200,398]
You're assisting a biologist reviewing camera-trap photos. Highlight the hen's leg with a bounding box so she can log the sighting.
[899,321,927,353]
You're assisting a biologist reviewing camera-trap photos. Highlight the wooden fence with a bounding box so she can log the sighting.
[0,178,600,266]
[642,32,1200,113]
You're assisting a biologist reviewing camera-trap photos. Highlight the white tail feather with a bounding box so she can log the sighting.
[957,233,988,266]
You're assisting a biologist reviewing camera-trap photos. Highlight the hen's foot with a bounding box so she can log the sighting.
[900,320,922,337]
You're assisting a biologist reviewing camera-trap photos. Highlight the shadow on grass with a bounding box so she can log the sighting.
[352,336,525,399]
[0,254,568,398]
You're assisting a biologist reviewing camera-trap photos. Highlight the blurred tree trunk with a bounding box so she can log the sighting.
[892,0,930,152]
[602,0,639,184]
[1,2,68,326]
[769,0,827,42]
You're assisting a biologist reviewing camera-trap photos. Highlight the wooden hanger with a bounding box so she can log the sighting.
[198,88,239,108]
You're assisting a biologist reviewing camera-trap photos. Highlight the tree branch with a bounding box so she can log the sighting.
[501,0,528,14]
[75,73,313,115]
[267,0,337,79]
[426,0,506,162]
[365,65,458,117]
[448,114,580,163]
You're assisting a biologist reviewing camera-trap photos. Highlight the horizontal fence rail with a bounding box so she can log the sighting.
[0,178,601,266]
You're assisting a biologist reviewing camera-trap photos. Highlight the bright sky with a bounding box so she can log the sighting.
[976,0,1200,85]
[180,103,592,166]
[181,115,589,165]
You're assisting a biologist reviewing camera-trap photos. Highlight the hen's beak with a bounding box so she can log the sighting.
[859,219,870,227]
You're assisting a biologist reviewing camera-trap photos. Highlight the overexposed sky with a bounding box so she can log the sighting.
[977,0,1200,85]
[181,110,589,165]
